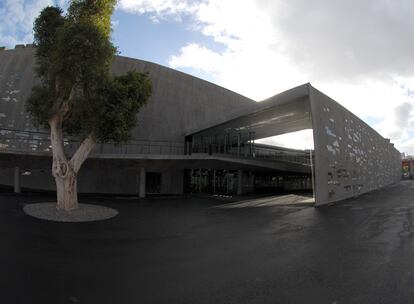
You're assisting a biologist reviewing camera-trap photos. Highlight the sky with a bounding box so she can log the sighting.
[1,0,414,154]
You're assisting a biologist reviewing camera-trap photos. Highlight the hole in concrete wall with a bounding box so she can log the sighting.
[325,126,336,138]
[327,144,336,155]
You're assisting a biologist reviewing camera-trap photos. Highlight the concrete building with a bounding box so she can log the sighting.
[402,157,413,179]
[0,45,401,206]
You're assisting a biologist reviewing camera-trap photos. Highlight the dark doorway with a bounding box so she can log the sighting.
[146,172,162,194]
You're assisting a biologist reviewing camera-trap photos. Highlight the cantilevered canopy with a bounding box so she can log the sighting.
[187,84,312,140]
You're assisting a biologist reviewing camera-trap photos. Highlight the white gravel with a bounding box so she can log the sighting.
[23,203,118,222]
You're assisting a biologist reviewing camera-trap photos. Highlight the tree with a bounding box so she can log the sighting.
[26,0,152,211]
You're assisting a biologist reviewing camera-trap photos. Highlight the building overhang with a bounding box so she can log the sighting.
[186,83,312,140]
[0,150,311,174]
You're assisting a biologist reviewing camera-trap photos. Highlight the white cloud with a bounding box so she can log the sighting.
[256,130,314,150]
[118,0,200,22]
[118,0,414,153]
[0,0,56,48]
[169,43,225,75]
[268,0,414,81]
[398,137,414,156]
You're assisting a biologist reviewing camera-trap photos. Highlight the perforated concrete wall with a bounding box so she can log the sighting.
[309,85,401,206]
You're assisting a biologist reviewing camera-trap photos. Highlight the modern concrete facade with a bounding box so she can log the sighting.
[0,45,401,206]
[309,87,401,204]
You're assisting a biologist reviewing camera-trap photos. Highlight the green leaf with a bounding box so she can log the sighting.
[28,0,151,145]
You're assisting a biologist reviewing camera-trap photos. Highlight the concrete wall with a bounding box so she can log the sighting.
[0,45,37,133]
[0,45,255,195]
[0,45,255,148]
[0,167,184,195]
[309,85,401,206]
[111,56,255,142]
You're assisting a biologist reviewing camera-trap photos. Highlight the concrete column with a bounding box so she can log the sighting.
[310,149,316,199]
[198,169,202,192]
[139,167,146,198]
[248,172,254,193]
[186,139,192,155]
[252,132,256,158]
[237,170,243,195]
[213,170,216,194]
[14,166,21,193]
[249,132,252,156]
[237,133,241,156]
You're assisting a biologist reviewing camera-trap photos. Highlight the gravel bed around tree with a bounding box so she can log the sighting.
[23,203,118,222]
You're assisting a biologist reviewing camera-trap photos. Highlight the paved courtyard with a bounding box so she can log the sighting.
[2,181,414,303]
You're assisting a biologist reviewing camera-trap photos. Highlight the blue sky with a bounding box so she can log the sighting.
[110,9,224,82]
[112,10,225,66]
[2,0,414,154]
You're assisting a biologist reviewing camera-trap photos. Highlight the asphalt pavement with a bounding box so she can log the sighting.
[1,181,414,304]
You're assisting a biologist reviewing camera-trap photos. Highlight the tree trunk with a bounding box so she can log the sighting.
[46,84,97,211]
[49,115,96,211]
[55,166,79,210]
[49,116,76,210]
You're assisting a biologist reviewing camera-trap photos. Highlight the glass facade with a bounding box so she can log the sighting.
[190,130,255,157]
[185,169,312,195]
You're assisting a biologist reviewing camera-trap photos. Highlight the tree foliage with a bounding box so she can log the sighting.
[26,0,152,144]
[65,71,152,142]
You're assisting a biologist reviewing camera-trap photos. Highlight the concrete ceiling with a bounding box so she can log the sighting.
[188,84,313,140]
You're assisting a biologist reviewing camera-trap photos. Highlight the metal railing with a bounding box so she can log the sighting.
[222,147,312,165]
[0,128,311,165]
[0,128,185,156]
[190,143,312,166]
